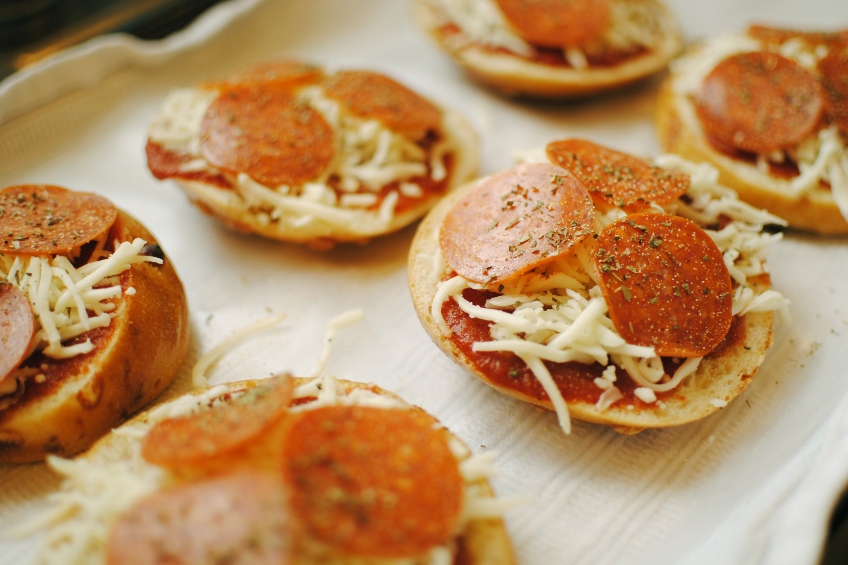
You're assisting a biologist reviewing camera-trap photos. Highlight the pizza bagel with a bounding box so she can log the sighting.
[146,60,478,249]
[0,184,189,463]
[656,25,848,234]
[409,139,788,434]
[33,374,516,565]
[413,0,683,97]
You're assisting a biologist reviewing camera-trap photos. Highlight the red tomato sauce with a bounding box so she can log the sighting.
[442,287,746,408]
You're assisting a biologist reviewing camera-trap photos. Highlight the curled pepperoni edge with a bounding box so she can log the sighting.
[593,213,733,358]
[546,138,690,211]
[0,184,118,256]
[322,70,443,140]
[141,375,294,467]
[440,162,595,287]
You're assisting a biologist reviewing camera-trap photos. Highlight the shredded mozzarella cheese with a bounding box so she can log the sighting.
[236,174,389,229]
[147,88,217,154]
[27,312,510,565]
[671,33,761,95]
[429,0,536,57]
[788,127,848,217]
[28,452,166,565]
[0,239,160,361]
[634,387,657,403]
[148,81,453,228]
[191,311,288,388]
[434,156,789,433]
[310,308,366,403]
[303,87,432,192]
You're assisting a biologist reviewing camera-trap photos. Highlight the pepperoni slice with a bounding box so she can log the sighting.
[593,213,732,357]
[818,48,848,134]
[282,405,463,558]
[323,70,442,140]
[546,139,689,211]
[145,140,232,188]
[747,24,848,48]
[495,0,610,48]
[0,184,117,256]
[105,472,293,565]
[440,162,594,286]
[141,375,293,467]
[199,84,335,188]
[224,60,324,88]
[694,51,825,154]
[0,284,35,385]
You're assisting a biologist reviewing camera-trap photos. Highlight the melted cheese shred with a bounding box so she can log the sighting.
[149,83,456,230]
[13,451,166,565]
[433,157,789,434]
[25,313,511,565]
[422,0,667,68]
[0,239,161,360]
[671,33,848,221]
[191,311,288,388]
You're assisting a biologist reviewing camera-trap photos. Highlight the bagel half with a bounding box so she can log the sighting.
[146,61,479,249]
[409,147,783,433]
[413,0,683,98]
[655,32,848,235]
[0,204,189,463]
[35,376,516,565]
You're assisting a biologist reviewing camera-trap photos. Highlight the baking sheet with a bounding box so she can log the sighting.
[1,1,848,564]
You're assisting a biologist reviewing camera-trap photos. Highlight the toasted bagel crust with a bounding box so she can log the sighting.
[168,106,478,250]
[413,0,683,98]
[0,211,189,463]
[409,178,775,431]
[655,58,848,235]
[56,378,515,565]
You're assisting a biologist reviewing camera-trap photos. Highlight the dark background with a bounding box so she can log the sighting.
[0,0,223,77]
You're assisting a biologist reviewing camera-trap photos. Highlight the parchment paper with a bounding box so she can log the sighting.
[1,1,847,564]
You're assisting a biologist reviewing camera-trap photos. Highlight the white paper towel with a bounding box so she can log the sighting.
[1,1,848,564]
